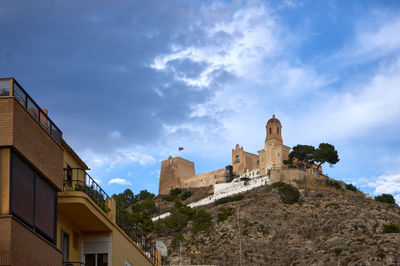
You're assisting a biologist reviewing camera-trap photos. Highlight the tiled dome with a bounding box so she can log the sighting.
[267,114,281,124]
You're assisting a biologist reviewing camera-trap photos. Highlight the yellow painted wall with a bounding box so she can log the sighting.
[0,148,10,215]
[111,227,156,266]
[63,148,84,169]
[57,212,83,263]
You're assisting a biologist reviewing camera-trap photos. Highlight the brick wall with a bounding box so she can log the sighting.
[0,98,63,190]
[0,98,13,146]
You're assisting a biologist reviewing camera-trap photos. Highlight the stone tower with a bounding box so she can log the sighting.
[265,114,283,144]
[258,114,290,175]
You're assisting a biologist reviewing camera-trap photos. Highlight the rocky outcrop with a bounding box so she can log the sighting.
[158,184,400,265]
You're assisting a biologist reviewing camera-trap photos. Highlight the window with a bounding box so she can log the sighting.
[85,254,108,266]
[269,127,272,134]
[235,155,240,163]
[66,164,72,184]
[277,128,279,134]
[0,80,10,96]
[61,230,69,263]
[10,150,57,243]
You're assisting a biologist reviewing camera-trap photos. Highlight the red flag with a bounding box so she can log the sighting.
[178,147,184,151]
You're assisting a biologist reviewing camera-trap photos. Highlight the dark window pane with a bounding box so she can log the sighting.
[98,254,108,266]
[61,230,69,262]
[0,80,10,96]
[27,97,39,121]
[85,254,95,266]
[11,152,34,225]
[13,82,26,106]
[35,174,55,239]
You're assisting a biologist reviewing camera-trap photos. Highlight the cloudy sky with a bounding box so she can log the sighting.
[1,0,400,200]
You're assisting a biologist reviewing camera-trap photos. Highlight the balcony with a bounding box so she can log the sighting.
[63,168,110,213]
[0,78,62,145]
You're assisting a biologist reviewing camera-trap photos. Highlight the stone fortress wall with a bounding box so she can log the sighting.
[158,115,295,195]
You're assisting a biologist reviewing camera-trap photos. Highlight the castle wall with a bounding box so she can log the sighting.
[269,168,327,187]
[182,168,226,189]
[158,156,195,195]
[232,144,259,175]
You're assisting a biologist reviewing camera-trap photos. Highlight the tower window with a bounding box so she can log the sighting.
[235,155,240,163]
[269,128,272,134]
[277,128,279,134]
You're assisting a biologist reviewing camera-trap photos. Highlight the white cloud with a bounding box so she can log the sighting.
[287,57,400,143]
[331,12,400,66]
[151,4,285,88]
[107,178,132,186]
[362,174,400,204]
[82,148,156,169]
[151,2,328,157]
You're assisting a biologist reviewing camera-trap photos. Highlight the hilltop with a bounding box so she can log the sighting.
[154,179,400,265]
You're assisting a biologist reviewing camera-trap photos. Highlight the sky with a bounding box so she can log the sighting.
[1,0,400,201]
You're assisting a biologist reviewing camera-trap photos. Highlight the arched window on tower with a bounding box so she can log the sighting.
[277,128,279,134]
[269,127,272,134]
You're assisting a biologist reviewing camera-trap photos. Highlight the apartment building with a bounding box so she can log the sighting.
[0,78,159,266]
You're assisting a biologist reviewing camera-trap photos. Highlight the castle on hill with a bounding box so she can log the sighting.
[158,115,292,195]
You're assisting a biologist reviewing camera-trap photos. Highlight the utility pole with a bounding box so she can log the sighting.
[179,241,182,266]
[237,205,243,266]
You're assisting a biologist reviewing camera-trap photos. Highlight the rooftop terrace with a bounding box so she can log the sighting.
[0,77,62,145]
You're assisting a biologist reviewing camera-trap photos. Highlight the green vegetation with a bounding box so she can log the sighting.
[113,189,156,237]
[345,183,359,193]
[192,209,213,234]
[217,207,234,222]
[284,143,339,171]
[181,190,193,201]
[374,194,396,204]
[383,224,400,233]
[171,232,184,249]
[170,188,182,196]
[162,188,193,202]
[272,182,300,204]
[325,179,343,190]
[214,194,244,206]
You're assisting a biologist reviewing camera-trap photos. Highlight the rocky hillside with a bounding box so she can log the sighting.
[155,181,400,265]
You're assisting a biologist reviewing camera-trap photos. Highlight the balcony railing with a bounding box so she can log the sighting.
[63,168,110,213]
[0,77,62,145]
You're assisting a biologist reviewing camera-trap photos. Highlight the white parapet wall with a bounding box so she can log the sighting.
[152,174,270,221]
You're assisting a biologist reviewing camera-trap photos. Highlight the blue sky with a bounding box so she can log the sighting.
[1,0,400,200]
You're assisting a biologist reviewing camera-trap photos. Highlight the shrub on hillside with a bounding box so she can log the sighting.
[170,188,182,196]
[345,183,359,193]
[214,194,244,206]
[171,232,184,249]
[217,207,234,223]
[192,209,213,234]
[275,183,300,204]
[162,188,185,202]
[325,179,343,190]
[383,224,400,233]
[164,208,190,232]
[181,190,193,201]
[374,194,396,204]
[162,195,176,202]
[271,182,286,188]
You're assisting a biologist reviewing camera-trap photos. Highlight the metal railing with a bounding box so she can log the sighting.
[63,168,110,213]
[62,167,160,264]
[116,209,160,264]
[128,224,160,265]
[0,77,62,145]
